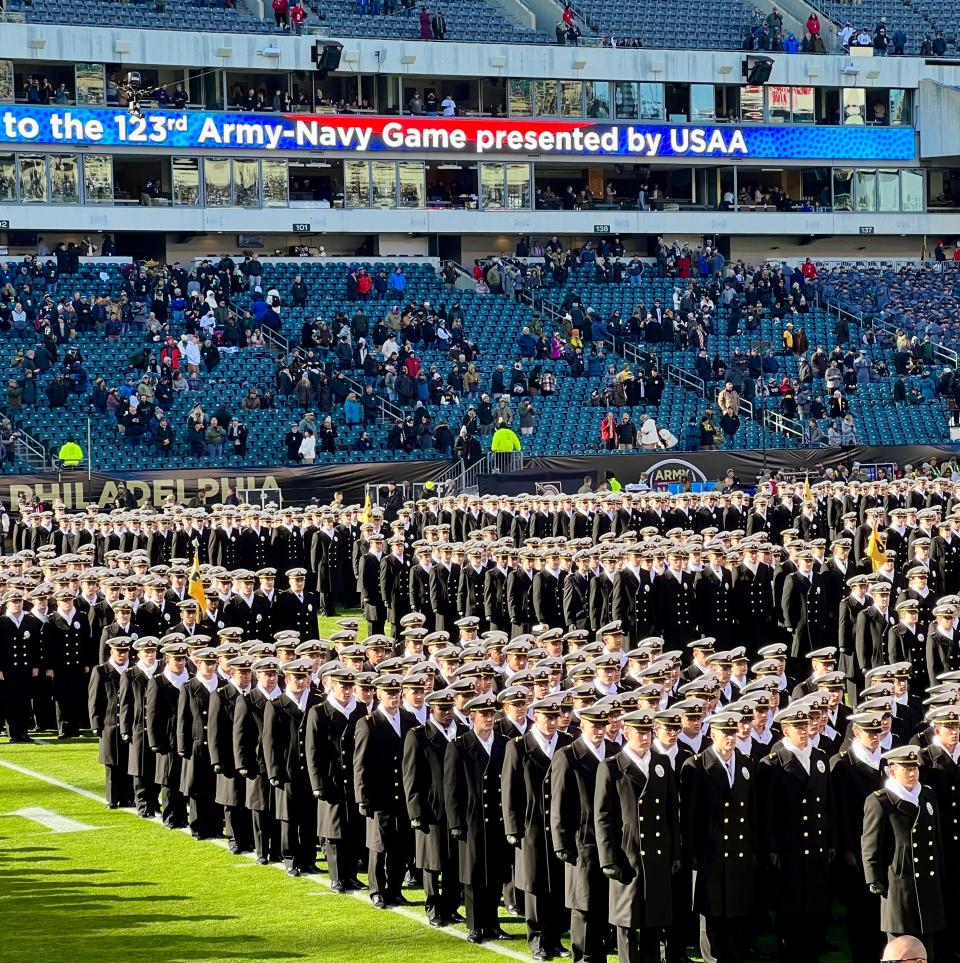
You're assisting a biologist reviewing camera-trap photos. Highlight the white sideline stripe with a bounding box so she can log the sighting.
[0,757,528,961]
[2,805,103,833]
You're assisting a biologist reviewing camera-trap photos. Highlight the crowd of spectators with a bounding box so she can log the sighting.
[745,7,827,54]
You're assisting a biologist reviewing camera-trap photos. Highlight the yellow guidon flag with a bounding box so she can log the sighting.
[803,474,812,503]
[865,527,887,573]
[189,551,208,609]
[361,489,374,525]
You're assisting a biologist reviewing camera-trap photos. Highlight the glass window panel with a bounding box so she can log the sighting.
[535,80,558,117]
[505,163,530,209]
[855,169,877,212]
[204,158,231,207]
[75,63,104,105]
[901,169,923,211]
[0,62,13,103]
[233,159,260,208]
[371,161,397,208]
[19,155,47,203]
[875,170,899,211]
[842,88,866,125]
[0,154,15,201]
[49,156,79,204]
[480,163,505,209]
[614,82,638,118]
[689,84,715,121]
[741,85,764,122]
[508,79,532,117]
[398,161,424,208]
[767,85,791,123]
[172,157,200,206]
[585,81,611,118]
[890,89,911,126]
[263,159,288,207]
[344,160,370,207]
[639,83,664,120]
[558,81,583,117]
[833,169,853,212]
[83,154,113,204]
[792,86,814,124]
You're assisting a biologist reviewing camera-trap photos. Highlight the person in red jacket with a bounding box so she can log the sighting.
[272,0,289,28]
[356,270,373,299]
[290,1,306,32]
[806,12,820,36]
[599,410,616,450]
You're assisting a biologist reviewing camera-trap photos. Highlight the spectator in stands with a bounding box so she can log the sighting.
[699,409,718,450]
[205,417,226,459]
[455,426,482,465]
[227,419,248,459]
[290,1,306,33]
[841,414,859,446]
[46,374,68,409]
[892,27,907,54]
[285,423,303,463]
[933,30,948,55]
[299,429,316,464]
[318,417,337,454]
[155,417,174,457]
[518,399,535,438]
[615,412,637,450]
[802,419,823,445]
[874,20,889,56]
[826,421,841,446]
[717,382,740,419]
[419,6,432,38]
[638,413,660,450]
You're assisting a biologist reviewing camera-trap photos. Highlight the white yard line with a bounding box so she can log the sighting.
[0,757,529,961]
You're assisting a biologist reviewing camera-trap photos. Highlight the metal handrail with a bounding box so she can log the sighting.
[259,324,290,356]
[340,373,406,424]
[666,363,706,398]
[14,427,49,470]
[762,408,804,439]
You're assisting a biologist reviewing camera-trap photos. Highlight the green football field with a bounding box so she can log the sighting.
[0,610,853,962]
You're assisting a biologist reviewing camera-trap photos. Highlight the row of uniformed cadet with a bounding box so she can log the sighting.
[75,603,960,963]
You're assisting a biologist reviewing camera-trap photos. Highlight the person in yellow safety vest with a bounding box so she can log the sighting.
[490,421,522,453]
[57,438,84,467]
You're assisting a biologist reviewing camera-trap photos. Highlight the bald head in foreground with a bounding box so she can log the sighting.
[882,935,927,961]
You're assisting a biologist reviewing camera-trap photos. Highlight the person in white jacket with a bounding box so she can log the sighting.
[639,412,661,450]
[298,428,317,464]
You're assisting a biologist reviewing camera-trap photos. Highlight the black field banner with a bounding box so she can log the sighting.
[2,444,957,508]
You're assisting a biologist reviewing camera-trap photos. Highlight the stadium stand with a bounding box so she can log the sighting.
[6,0,287,34]
[2,247,950,476]
[6,0,553,43]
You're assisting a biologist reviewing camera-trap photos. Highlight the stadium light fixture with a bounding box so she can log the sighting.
[28,38,46,50]
[258,45,282,58]
[216,46,233,59]
[489,56,506,68]
[572,58,587,70]
[718,64,733,75]
[401,54,417,64]
[341,49,360,64]
[114,41,132,55]
[650,62,664,74]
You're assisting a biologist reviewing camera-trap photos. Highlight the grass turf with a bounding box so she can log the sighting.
[0,740,528,963]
